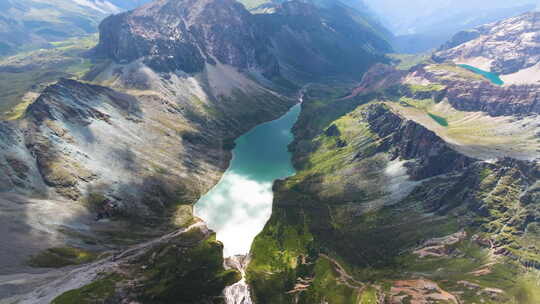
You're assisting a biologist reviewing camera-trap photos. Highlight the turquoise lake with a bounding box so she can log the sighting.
[194,103,301,256]
[458,64,504,86]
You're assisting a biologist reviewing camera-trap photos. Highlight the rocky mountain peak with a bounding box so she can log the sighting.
[434,11,540,76]
[94,0,392,82]
[26,78,140,125]
[95,0,279,75]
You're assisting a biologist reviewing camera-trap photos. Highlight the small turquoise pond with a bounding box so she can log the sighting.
[458,64,504,86]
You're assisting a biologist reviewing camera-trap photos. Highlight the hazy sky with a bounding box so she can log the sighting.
[364,0,539,34]
[365,0,538,15]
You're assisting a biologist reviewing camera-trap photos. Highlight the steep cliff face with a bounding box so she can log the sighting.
[363,104,476,180]
[434,12,540,80]
[347,63,540,162]
[349,60,540,117]
[407,64,540,117]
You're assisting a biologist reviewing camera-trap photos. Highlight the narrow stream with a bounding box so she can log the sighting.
[194,98,302,303]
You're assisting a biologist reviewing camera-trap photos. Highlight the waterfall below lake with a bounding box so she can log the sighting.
[194,100,303,304]
[224,255,253,304]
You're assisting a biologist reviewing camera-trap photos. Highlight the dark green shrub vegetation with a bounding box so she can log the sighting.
[51,274,122,304]
[137,233,241,303]
[428,112,449,126]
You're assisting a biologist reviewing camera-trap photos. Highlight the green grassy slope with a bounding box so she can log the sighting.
[247,84,540,304]
[0,0,146,56]
[0,35,100,120]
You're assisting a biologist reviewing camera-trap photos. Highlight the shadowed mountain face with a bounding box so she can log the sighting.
[96,0,392,81]
[0,0,150,56]
[238,0,391,39]
[95,0,279,75]
[255,1,392,80]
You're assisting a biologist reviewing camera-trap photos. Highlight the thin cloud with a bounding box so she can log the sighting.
[195,172,274,256]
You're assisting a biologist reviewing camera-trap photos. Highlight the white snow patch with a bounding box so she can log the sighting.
[383,159,419,206]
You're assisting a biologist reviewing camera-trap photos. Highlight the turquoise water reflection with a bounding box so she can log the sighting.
[195,103,301,256]
[458,64,504,86]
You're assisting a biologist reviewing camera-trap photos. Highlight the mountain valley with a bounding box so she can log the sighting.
[0,0,539,304]
[0,0,154,56]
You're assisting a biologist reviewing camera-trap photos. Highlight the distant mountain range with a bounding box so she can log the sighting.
[394,4,537,53]
[365,0,538,53]
[0,0,150,55]
[237,0,393,43]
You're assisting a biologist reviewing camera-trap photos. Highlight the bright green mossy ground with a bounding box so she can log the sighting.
[28,246,99,268]
[51,274,122,304]
[407,83,446,94]
[428,63,485,81]
[137,233,241,303]
[0,35,99,120]
[388,53,432,70]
